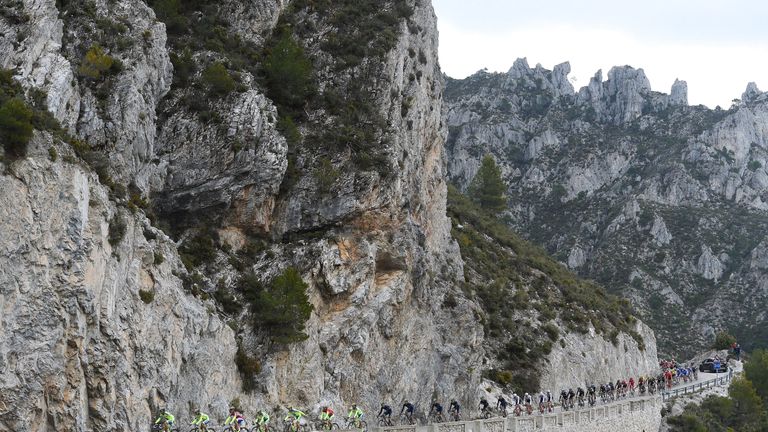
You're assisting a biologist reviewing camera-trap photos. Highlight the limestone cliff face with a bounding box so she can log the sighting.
[0,136,244,431]
[445,59,768,356]
[540,322,658,393]
[0,2,658,431]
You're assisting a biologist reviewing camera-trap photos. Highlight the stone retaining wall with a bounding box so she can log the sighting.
[369,396,662,432]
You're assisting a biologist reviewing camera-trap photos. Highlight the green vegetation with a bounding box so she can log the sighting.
[169,48,196,87]
[146,0,260,72]
[108,214,127,247]
[744,350,768,403]
[240,267,314,344]
[285,0,413,70]
[138,289,155,304]
[179,228,219,271]
[78,44,117,80]
[262,30,314,116]
[314,157,340,193]
[448,184,641,389]
[714,331,737,350]
[468,154,507,214]
[235,342,261,392]
[201,62,236,96]
[0,97,33,160]
[748,160,762,171]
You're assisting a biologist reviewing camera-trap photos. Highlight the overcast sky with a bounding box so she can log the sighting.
[433,0,767,108]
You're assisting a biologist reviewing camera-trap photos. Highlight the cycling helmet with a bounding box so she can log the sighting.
[195,408,201,415]
[230,407,236,412]
[352,404,357,409]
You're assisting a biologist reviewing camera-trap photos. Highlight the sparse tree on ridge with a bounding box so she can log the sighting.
[468,154,507,215]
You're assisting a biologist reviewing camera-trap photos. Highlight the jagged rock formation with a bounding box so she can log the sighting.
[0,2,659,431]
[444,59,768,357]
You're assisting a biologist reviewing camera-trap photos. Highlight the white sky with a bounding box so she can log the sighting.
[433,0,768,108]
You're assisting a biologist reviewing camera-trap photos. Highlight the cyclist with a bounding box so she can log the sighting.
[226,407,247,431]
[510,393,521,416]
[478,398,491,417]
[559,389,568,410]
[155,409,175,431]
[319,406,335,429]
[255,410,270,432]
[523,393,533,415]
[587,385,596,406]
[576,387,585,407]
[545,390,554,412]
[400,401,415,424]
[347,404,364,428]
[284,407,305,432]
[567,389,575,409]
[377,404,392,425]
[429,401,444,422]
[448,399,460,421]
[190,409,210,431]
[537,391,546,413]
[496,395,508,416]
[629,377,635,394]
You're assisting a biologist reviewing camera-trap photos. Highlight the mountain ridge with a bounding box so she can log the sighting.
[444,57,768,358]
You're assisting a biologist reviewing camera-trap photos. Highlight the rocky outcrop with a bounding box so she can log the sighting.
[151,87,288,232]
[540,322,657,392]
[0,0,81,129]
[0,136,248,431]
[444,61,768,357]
[670,79,688,106]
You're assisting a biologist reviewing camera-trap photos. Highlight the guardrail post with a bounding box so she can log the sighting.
[507,417,516,432]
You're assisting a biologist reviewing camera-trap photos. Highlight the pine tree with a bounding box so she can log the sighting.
[468,154,507,214]
[251,267,314,344]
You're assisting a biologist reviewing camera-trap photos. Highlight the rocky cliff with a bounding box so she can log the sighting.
[1,2,658,430]
[444,58,768,358]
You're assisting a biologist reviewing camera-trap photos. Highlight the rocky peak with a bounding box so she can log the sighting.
[669,79,688,106]
[507,57,532,79]
[551,61,575,97]
[578,69,605,105]
[505,57,574,98]
[743,82,765,104]
[576,66,652,124]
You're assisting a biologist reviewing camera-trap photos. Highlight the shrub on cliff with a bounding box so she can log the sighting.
[0,97,33,160]
[202,62,236,96]
[235,342,261,392]
[713,331,737,350]
[78,44,117,80]
[262,30,313,115]
[242,267,314,345]
[179,228,219,270]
